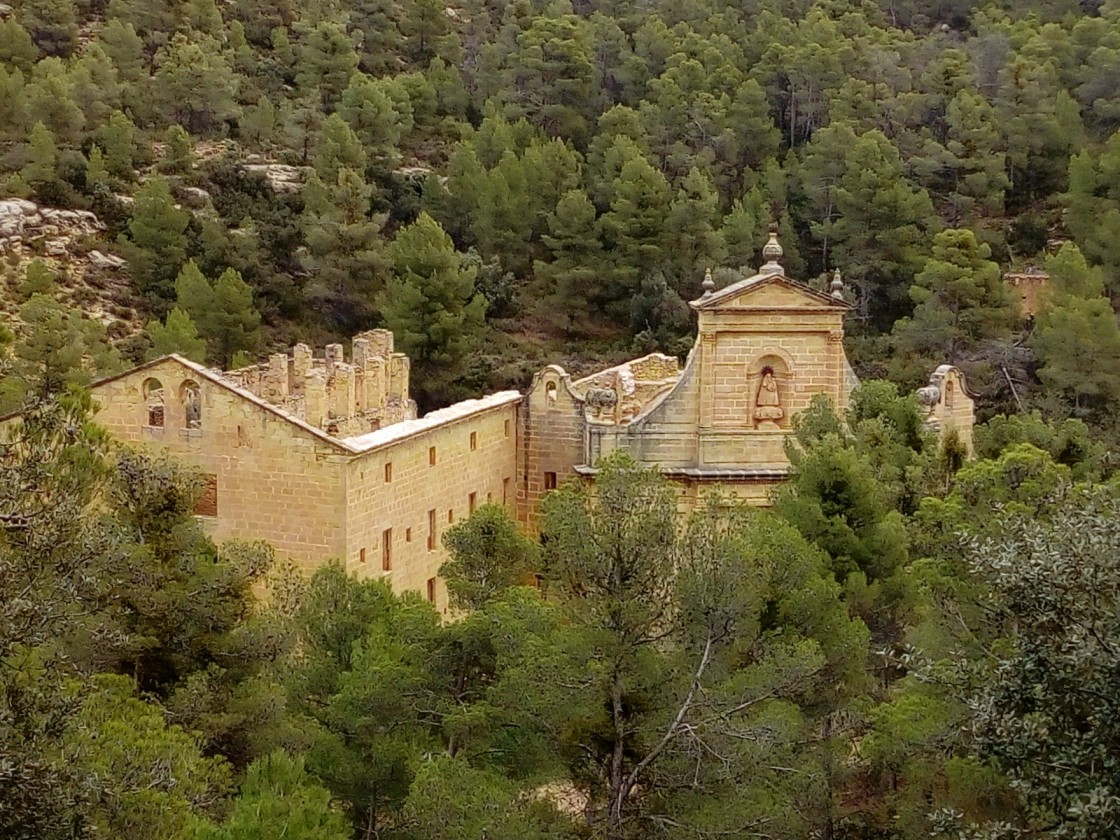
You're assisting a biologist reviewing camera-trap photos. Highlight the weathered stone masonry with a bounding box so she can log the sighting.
[69,235,975,610]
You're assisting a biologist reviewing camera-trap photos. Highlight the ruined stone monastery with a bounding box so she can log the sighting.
[87,233,974,611]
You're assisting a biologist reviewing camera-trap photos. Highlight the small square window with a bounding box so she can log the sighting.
[544,472,557,490]
[429,446,436,466]
[384,462,392,483]
[470,431,477,451]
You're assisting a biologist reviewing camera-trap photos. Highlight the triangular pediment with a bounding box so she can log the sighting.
[690,273,850,311]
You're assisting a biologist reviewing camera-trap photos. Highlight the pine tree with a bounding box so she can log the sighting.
[662,166,726,297]
[802,125,938,325]
[378,213,486,408]
[534,189,602,336]
[721,187,767,272]
[2,294,122,410]
[23,59,84,142]
[118,176,190,310]
[208,268,262,368]
[17,0,79,58]
[299,168,388,331]
[295,20,359,109]
[337,73,407,167]
[21,121,58,196]
[891,228,1017,389]
[99,110,138,180]
[95,20,151,122]
[440,504,537,611]
[193,751,349,840]
[70,43,122,127]
[153,33,239,134]
[171,261,261,367]
[0,18,38,71]
[596,149,671,317]
[471,151,534,275]
[15,258,57,302]
[146,307,207,362]
[1030,244,1120,417]
[173,259,212,319]
[159,124,193,175]
[241,96,277,147]
[0,66,28,142]
[313,113,367,182]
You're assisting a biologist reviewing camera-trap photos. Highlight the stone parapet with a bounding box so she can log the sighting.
[221,329,416,437]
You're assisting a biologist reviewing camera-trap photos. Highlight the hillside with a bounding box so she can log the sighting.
[3,0,1120,421]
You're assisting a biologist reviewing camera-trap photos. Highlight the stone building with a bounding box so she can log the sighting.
[88,330,519,612]
[1004,267,1050,319]
[519,233,861,522]
[26,232,975,610]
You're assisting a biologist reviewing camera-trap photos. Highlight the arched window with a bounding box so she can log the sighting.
[180,380,202,428]
[545,381,557,406]
[945,379,955,409]
[142,378,164,427]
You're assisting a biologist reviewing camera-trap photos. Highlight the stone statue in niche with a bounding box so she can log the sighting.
[183,383,202,429]
[753,369,784,428]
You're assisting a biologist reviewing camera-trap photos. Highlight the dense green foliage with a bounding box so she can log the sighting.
[8,0,1120,838]
[4,351,1120,838]
[4,0,1120,422]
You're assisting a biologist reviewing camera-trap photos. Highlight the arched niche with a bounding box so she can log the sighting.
[747,352,793,430]
[142,377,164,427]
[180,379,202,429]
[545,380,558,406]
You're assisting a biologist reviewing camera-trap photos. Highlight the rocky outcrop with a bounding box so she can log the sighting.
[242,157,306,193]
[0,199,103,255]
[0,199,136,329]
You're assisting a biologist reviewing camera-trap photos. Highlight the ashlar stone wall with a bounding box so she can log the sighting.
[92,357,350,569]
[342,394,520,614]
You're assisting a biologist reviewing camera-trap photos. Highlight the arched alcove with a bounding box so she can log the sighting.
[545,380,557,406]
[180,380,202,429]
[747,353,793,429]
[142,378,164,427]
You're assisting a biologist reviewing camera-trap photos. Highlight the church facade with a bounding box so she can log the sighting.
[74,233,975,612]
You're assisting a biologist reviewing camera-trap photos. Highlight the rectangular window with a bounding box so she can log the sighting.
[448,509,454,524]
[470,431,477,451]
[427,509,436,551]
[504,418,511,438]
[469,492,477,515]
[428,446,436,466]
[359,547,366,564]
[382,528,392,571]
[544,472,558,491]
[406,527,412,542]
[426,577,436,603]
[194,474,218,517]
[487,492,492,503]
[384,462,392,483]
[503,476,510,505]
